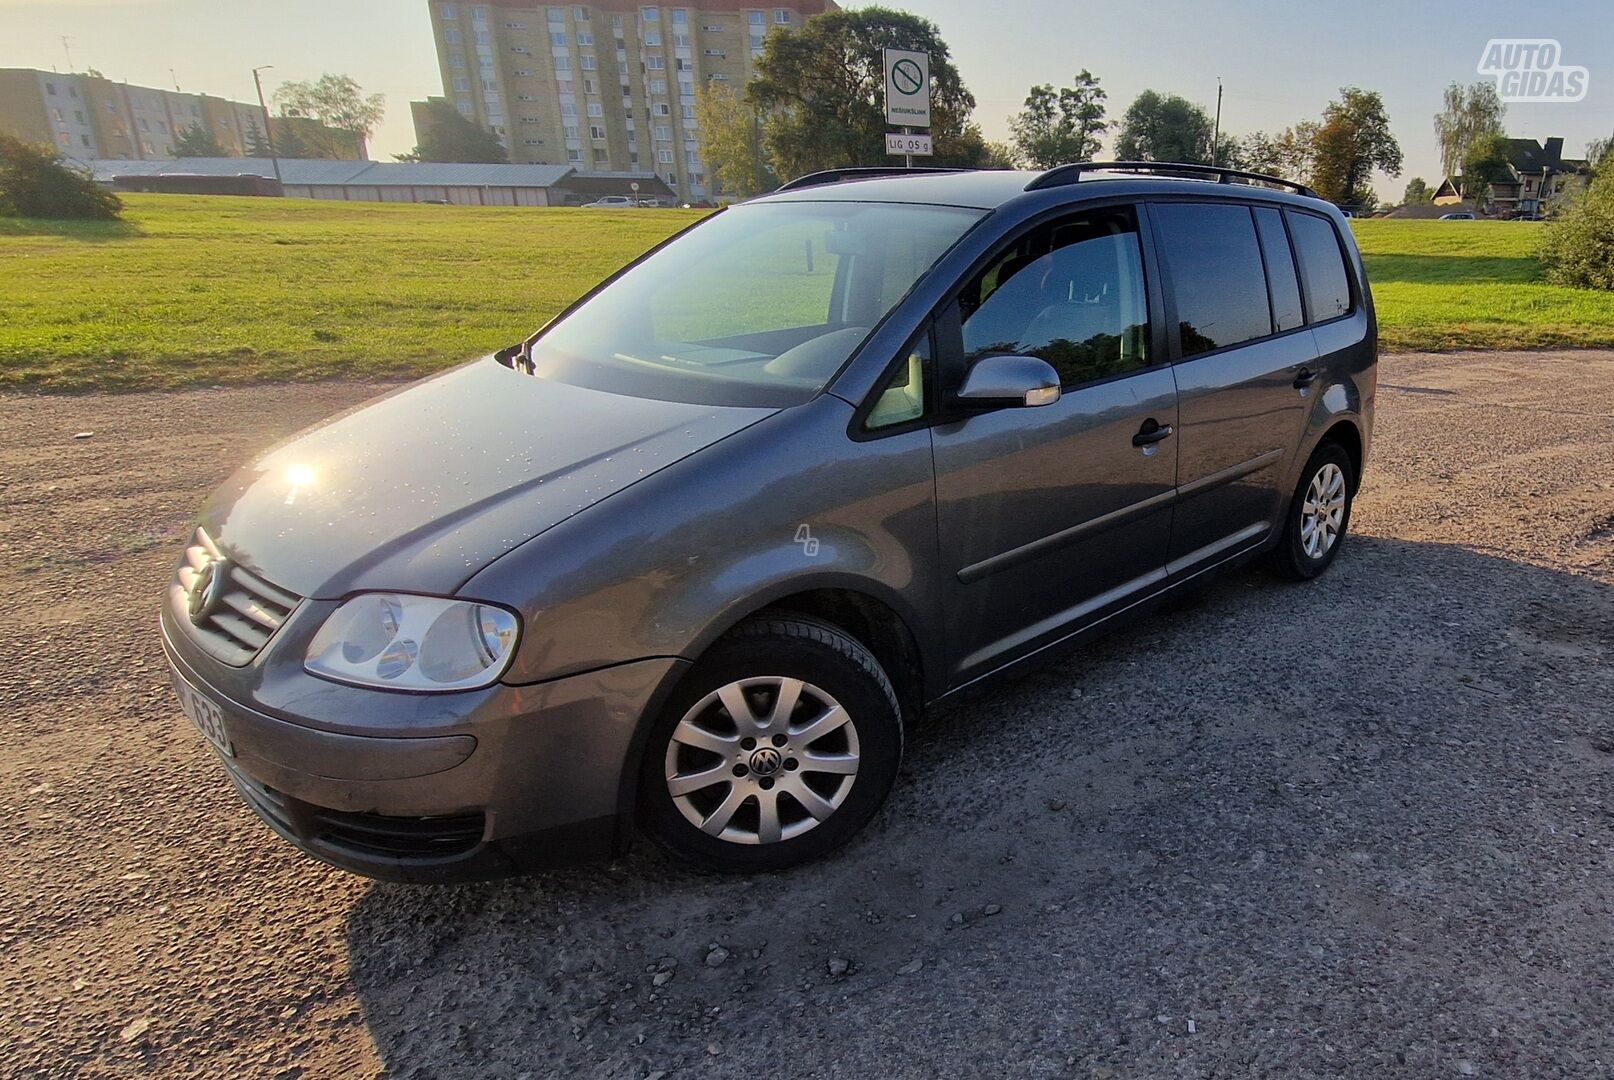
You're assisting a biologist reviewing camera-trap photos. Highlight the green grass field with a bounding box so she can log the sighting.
[1352,219,1614,352]
[1,195,1611,391]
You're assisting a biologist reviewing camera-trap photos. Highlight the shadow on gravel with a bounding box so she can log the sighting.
[344,538,1613,1080]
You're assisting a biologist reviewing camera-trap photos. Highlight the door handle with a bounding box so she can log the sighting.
[1292,367,1319,389]
[1132,419,1174,447]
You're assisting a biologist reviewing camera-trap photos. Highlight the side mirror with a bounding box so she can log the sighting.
[955,355,1062,408]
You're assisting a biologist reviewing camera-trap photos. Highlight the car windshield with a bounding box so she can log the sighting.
[517,200,985,407]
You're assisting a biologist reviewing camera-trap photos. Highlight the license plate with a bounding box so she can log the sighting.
[174,677,234,758]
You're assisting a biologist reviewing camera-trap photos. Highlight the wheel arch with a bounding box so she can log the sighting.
[612,582,929,851]
[1318,417,1364,492]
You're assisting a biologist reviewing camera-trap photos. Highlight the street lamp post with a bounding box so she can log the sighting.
[251,65,282,186]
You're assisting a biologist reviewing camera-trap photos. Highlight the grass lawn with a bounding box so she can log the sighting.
[2,195,1612,391]
[1352,219,1614,352]
[0,195,702,391]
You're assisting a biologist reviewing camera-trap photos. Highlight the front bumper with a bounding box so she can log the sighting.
[161,607,687,882]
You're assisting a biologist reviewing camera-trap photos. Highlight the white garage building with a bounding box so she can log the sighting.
[85,158,676,206]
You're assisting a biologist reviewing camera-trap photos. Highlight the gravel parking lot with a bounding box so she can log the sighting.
[2,350,1610,1079]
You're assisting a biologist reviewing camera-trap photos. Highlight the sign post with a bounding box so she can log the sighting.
[883,48,931,167]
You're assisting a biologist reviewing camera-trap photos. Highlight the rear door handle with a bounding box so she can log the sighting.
[1293,368,1319,389]
[1133,419,1174,446]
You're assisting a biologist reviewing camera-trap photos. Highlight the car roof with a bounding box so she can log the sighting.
[753,168,1336,215]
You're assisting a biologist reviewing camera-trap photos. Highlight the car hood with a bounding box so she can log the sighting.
[200,358,775,598]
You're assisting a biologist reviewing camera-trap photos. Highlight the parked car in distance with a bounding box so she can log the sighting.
[1439,211,1477,220]
[163,163,1376,881]
[580,195,637,208]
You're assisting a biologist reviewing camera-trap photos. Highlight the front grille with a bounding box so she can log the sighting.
[223,759,486,863]
[175,529,300,666]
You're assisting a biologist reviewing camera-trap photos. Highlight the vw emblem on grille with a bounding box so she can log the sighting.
[188,558,227,625]
[748,747,784,777]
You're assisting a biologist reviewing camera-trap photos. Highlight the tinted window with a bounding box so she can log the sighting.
[960,207,1151,387]
[1253,207,1304,332]
[1153,203,1271,358]
[1288,211,1353,322]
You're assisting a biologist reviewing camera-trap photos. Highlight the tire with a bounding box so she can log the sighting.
[637,615,903,872]
[1271,441,1356,580]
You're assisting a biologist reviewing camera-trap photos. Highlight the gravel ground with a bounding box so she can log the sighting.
[2,350,1611,1080]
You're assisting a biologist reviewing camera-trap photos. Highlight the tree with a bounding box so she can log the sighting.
[1211,133,1245,170]
[1434,81,1505,180]
[172,122,227,158]
[1113,91,1214,164]
[1539,167,1614,289]
[245,115,273,158]
[981,139,1020,169]
[272,121,312,160]
[747,8,981,178]
[1462,132,1511,206]
[1586,134,1612,171]
[1008,70,1108,169]
[1243,124,1318,181]
[273,73,385,155]
[694,83,771,197]
[1308,87,1402,208]
[1402,177,1432,204]
[399,98,509,163]
[0,134,122,219]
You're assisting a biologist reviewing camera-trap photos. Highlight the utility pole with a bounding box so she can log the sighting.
[252,65,283,186]
[170,69,181,92]
[61,36,75,73]
[1211,78,1223,168]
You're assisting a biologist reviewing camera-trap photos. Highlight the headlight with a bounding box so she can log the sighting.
[305,593,520,692]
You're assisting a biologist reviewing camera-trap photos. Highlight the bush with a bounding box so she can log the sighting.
[0,133,123,220]
[1539,169,1614,290]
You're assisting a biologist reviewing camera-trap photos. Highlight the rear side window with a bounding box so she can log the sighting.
[1287,211,1353,322]
[1152,203,1270,358]
[959,206,1151,387]
[1253,207,1304,332]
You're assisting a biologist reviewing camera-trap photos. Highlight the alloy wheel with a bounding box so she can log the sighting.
[1300,462,1347,559]
[663,677,859,845]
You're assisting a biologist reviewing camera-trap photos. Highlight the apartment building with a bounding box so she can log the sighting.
[426,0,837,202]
[0,68,365,162]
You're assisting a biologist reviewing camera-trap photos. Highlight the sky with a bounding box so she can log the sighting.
[3,0,1612,201]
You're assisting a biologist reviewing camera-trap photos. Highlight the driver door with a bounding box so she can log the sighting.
[930,204,1179,684]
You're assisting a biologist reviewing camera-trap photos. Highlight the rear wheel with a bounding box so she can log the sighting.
[638,615,902,872]
[1271,442,1355,580]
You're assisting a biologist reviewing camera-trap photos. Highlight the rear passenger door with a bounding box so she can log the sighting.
[1150,201,1318,572]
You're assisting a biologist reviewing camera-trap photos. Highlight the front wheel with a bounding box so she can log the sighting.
[1271,442,1355,580]
[637,615,902,872]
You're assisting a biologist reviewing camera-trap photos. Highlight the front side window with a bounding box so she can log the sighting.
[960,206,1151,387]
[1287,210,1353,323]
[523,202,982,407]
[1152,202,1270,358]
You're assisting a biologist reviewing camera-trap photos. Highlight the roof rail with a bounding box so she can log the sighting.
[775,166,969,192]
[1025,161,1316,199]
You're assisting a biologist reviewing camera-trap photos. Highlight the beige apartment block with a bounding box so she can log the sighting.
[424,0,837,202]
[0,68,364,161]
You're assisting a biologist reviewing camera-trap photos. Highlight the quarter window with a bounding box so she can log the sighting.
[1288,211,1353,322]
[960,207,1151,387]
[1152,202,1271,358]
[1253,206,1304,333]
[867,331,930,430]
